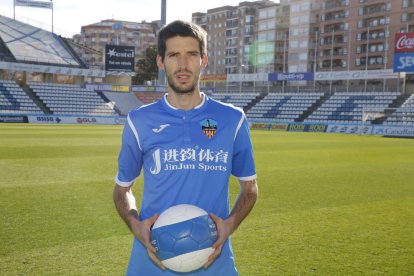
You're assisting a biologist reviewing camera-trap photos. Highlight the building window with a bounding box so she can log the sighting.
[299,52,308,61]
[299,40,308,48]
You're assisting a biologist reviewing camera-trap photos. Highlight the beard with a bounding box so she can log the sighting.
[166,69,199,94]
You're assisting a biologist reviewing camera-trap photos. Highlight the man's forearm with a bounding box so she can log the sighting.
[228,179,258,233]
[113,185,139,231]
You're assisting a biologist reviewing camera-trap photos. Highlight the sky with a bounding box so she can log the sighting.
[0,0,247,37]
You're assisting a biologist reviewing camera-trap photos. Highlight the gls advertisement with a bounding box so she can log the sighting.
[27,115,126,125]
[105,45,135,72]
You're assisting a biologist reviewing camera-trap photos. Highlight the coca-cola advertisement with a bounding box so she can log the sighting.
[395,33,414,53]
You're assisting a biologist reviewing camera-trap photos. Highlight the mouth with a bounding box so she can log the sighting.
[175,72,192,84]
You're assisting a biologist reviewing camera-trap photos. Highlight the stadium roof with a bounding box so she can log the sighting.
[0,14,81,67]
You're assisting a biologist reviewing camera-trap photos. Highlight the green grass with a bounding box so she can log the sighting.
[0,125,413,275]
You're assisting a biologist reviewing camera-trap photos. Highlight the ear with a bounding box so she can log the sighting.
[156,55,164,70]
[201,54,208,68]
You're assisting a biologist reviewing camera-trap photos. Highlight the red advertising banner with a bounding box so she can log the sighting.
[395,32,414,53]
[200,74,227,82]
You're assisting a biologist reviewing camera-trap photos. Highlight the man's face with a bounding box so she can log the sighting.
[157,36,207,94]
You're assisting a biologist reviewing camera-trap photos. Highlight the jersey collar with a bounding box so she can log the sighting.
[162,92,209,117]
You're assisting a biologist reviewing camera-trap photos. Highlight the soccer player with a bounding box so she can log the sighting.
[113,20,258,275]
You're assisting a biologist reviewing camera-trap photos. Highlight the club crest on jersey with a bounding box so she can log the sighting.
[200,119,218,139]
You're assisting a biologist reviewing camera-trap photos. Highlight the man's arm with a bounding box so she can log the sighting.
[113,184,139,230]
[113,184,165,270]
[205,178,258,267]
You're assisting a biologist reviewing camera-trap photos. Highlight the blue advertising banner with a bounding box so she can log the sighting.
[268,73,314,81]
[393,52,414,72]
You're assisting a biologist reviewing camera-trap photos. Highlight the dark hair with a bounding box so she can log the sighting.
[157,20,207,61]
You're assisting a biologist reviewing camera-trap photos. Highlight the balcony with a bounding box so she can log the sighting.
[356,43,387,54]
[225,49,238,57]
[402,0,414,8]
[225,30,238,38]
[358,29,387,41]
[320,59,346,69]
[405,12,414,21]
[356,56,385,67]
[322,0,349,10]
[359,4,390,16]
[225,59,238,66]
[226,20,239,28]
[322,11,349,21]
[245,8,256,16]
[225,40,238,47]
[360,17,390,28]
[321,48,348,57]
[359,0,388,4]
[320,35,347,45]
[226,11,238,19]
[323,23,348,33]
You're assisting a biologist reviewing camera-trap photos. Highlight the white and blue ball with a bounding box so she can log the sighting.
[150,204,218,273]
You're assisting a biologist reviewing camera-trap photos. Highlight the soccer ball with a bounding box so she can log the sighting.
[150,204,218,273]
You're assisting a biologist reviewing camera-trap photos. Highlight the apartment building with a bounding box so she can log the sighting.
[287,0,320,75]
[71,19,159,71]
[193,0,414,89]
[316,0,414,86]
[256,1,290,74]
[193,0,273,77]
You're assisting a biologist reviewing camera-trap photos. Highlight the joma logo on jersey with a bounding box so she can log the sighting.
[150,147,229,175]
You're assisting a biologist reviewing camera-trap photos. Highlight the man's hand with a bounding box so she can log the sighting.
[131,214,166,270]
[204,179,258,269]
[204,213,233,268]
[113,184,166,270]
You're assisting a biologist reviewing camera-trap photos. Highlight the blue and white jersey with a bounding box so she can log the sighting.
[115,93,256,276]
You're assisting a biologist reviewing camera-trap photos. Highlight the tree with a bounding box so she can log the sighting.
[133,45,158,85]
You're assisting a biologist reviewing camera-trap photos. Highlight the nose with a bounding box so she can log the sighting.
[177,56,188,69]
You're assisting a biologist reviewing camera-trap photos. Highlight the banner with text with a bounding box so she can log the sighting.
[268,73,313,82]
[27,115,126,125]
[227,73,268,82]
[105,45,135,72]
[372,125,414,137]
[394,32,414,53]
[393,32,414,73]
[315,69,400,81]
[201,74,227,82]
[393,52,414,72]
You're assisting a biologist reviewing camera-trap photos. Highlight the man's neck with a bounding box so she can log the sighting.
[166,90,203,111]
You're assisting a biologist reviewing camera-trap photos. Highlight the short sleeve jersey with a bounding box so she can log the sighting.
[115,93,256,275]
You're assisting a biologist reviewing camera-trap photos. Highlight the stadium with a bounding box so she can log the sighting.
[1,0,413,275]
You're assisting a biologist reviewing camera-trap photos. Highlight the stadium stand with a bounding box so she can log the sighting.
[28,82,116,116]
[305,92,401,124]
[211,92,260,111]
[0,79,42,114]
[0,15,84,67]
[0,36,15,62]
[246,92,325,122]
[384,94,414,125]
[103,91,141,116]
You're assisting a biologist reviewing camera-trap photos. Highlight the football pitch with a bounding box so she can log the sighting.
[0,124,413,275]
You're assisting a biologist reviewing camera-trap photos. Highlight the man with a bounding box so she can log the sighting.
[113,20,258,275]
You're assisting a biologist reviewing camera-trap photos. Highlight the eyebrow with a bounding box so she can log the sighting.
[166,50,200,56]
